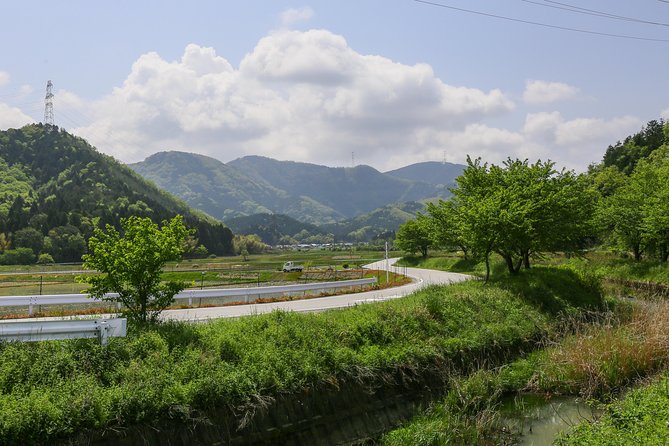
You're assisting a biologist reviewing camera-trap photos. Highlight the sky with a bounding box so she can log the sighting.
[0,0,668,172]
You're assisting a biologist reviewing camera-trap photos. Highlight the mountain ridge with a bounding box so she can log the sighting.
[131,152,464,225]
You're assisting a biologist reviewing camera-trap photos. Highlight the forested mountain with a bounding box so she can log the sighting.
[602,119,667,174]
[224,213,326,246]
[226,202,424,245]
[385,161,464,187]
[321,202,426,242]
[0,124,233,262]
[132,152,448,225]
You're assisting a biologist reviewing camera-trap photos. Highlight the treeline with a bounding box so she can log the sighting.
[0,124,233,264]
[396,119,669,279]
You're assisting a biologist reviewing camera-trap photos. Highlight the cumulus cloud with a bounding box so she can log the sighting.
[0,71,9,87]
[0,103,34,130]
[280,7,314,27]
[520,111,642,168]
[73,30,515,168]
[523,80,579,105]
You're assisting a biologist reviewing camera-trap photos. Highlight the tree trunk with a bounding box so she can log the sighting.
[523,250,531,269]
[484,252,490,283]
[633,244,642,261]
[501,253,519,275]
[661,243,668,263]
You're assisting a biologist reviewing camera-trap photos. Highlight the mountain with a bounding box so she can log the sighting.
[132,152,448,226]
[0,124,233,261]
[224,213,326,246]
[385,161,465,187]
[322,202,426,242]
[226,201,425,245]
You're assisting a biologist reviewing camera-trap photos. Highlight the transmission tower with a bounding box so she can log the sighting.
[44,80,54,125]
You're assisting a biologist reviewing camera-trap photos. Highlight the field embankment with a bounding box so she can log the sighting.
[0,266,602,445]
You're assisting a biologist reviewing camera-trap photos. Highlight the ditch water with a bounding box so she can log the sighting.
[501,394,599,445]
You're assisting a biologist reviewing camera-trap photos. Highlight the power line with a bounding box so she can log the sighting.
[413,0,669,42]
[540,0,669,27]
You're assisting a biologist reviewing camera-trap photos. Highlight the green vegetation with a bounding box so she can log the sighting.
[132,152,450,225]
[557,374,669,445]
[0,267,600,444]
[0,124,234,264]
[397,158,594,280]
[80,216,191,323]
[382,294,669,445]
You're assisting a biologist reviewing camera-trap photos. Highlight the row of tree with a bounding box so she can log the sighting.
[396,119,669,279]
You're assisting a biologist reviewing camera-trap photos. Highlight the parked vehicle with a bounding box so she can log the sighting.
[282,261,303,272]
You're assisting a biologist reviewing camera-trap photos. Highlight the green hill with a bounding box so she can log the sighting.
[132,152,448,225]
[0,124,233,261]
[224,213,326,245]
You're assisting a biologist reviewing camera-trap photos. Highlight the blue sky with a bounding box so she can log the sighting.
[0,1,667,171]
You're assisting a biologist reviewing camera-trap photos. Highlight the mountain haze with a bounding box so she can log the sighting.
[385,161,465,186]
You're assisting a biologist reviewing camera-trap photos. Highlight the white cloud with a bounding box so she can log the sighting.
[280,7,314,27]
[73,31,515,169]
[0,71,9,87]
[58,30,646,174]
[519,111,642,169]
[523,80,579,105]
[0,103,34,130]
[661,107,669,120]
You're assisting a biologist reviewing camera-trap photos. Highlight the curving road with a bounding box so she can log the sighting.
[160,258,472,321]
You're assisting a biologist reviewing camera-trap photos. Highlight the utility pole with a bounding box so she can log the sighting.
[44,80,54,125]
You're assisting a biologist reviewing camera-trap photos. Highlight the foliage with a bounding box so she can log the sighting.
[395,215,432,257]
[133,152,447,225]
[0,248,35,265]
[0,267,600,444]
[232,234,269,255]
[602,119,667,174]
[36,253,54,264]
[597,146,669,261]
[414,157,595,280]
[80,215,190,323]
[11,227,44,255]
[556,374,669,445]
[0,125,234,258]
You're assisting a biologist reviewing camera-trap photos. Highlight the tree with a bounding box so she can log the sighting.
[80,215,190,323]
[45,225,87,262]
[0,248,35,265]
[452,157,595,278]
[12,227,44,255]
[426,200,470,258]
[395,215,432,257]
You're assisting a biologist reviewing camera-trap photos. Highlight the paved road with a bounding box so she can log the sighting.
[160,258,472,321]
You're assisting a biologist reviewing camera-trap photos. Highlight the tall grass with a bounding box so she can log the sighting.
[0,267,596,445]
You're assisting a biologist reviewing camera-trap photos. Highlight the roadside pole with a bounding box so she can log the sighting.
[385,241,389,285]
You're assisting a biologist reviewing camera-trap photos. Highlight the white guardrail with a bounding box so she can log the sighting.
[0,318,127,346]
[0,278,377,316]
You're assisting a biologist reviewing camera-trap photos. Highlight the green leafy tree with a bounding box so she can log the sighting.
[426,200,470,258]
[395,215,432,257]
[453,157,595,278]
[12,227,44,255]
[45,225,86,262]
[80,215,191,323]
[0,248,35,265]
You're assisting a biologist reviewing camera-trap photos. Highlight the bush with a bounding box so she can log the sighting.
[36,253,55,264]
[0,248,36,265]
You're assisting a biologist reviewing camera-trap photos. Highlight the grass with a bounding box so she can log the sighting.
[0,266,599,445]
[381,290,669,445]
[556,374,669,445]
